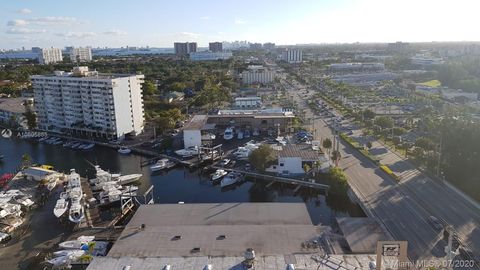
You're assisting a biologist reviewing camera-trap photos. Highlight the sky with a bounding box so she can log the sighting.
[1,0,479,50]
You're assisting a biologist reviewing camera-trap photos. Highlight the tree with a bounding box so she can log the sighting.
[362,109,376,120]
[392,127,407,136]
[375,116,394,129]
[142,80,158,96]
[303,163,311,174]
[249,145,276,172]
[322,138,332,153]
[21,154,31,168]
[415,137,435,151]
[366,141,373,150]
[327,167,349,195]
[331,150,341,167]
[23,106,37,130]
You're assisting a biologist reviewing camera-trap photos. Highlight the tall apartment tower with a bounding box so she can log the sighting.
[209,42,223,52]
[69,47,92,62]
[282,49,303,63]
[31,66,145,139]
[174,42,197,55]
[38,48,63,64]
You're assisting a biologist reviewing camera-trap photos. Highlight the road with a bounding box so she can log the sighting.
[280,75,480,265]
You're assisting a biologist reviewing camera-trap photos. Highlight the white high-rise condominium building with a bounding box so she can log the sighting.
[31,66,145,139]
[282,49,303,63]
[69,47,92,62]
[241,65,276,84]
[38,48,63,64]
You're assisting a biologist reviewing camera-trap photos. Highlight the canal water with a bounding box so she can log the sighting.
[0,137,365,225]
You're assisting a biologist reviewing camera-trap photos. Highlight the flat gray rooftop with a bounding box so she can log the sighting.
[336,217,389,253]
[0,98,27,114]
[107,203,319,258]
[87,254,395,270]
[127,203,313,226]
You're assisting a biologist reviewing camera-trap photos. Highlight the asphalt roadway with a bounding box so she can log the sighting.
[281,77,480,267]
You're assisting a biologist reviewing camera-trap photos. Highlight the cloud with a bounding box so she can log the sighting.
[234,19,247,24]
[102,29,127,36]
[179,32,200,39]
[200,16,211,20]
[28,16,77,25]
[18,8,32,14]
[56,31,97,38]
[6,28,47,34]
[7,20,28,26]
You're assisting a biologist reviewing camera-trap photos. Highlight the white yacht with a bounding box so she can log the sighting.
[220,172,243,188]
[150,158,176,171]
[237,131,244,140]
[174,146,199,158]
[58,236,95,249]
[53,198,69,218]
[53,249,85,258]
[89,165,141,186]
[211,169,228,182]
[68,201,84,223]
[117,146,132,154]
[219,159,231,166]
[223,127,234,140]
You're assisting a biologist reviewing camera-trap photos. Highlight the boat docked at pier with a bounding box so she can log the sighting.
[220,172,244,188]
[211,169,228,183]
[89,165,141,186]
[150,158,176,172]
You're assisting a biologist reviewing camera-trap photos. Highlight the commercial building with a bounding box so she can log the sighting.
[266,144,331,175]
[38,48,63,64]
[174,42,197,55]
[31,66,145,139]
[250,43,262,49]
[208,42,222,52]
[328,63,385,73]
[69,47,92,62]
[189,51,232,61]
[281,49,302,63]
[234,96,262,108]
[86,203,326,269]
[410,54,444,66]
[241,65,276,84]
[0,98,31,128]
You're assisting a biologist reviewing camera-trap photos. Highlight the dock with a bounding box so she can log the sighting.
[79,178,101,228]
[210,166,330,190]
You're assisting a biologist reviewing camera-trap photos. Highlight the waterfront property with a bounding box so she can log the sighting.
[31,66,145,140]
[0,97,32,128]
[266,144,331,175]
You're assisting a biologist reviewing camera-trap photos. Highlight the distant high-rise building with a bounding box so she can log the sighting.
[250,43,262,49]
[281,49,302,63]
[31,47,42,53]
[174,42,197,55]
[69,47,92,62]
[209,42,223,52]
[263,43,276,50]
[387,41,409,52]
[31,66,145,139]
[38,48,63,64]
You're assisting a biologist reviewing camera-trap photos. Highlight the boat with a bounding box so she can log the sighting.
[237,131,244,140]
[232,147,252,159]
[220,172,243,188]
[174,146,199,158]
[0,154,4,160]
[150,158,176,171]
[244,130,251,138]
[252,128,260,136]
[223,127,234,140]
[68,202,84,223]
[211,169,228,182]
[69,142,81,149]
[219,159,231,166]
[38,137,49,142]
[53,249,85,258]
[0,203,22,218]
[91,181,121,191]
[58,236,94,249]
[53,198,69,218]
[81,143,95,150]
[63,141,74,147]
[89,165,141,186]
[46,255,71,267]
[98,186,137,204]
[118,146,132,154]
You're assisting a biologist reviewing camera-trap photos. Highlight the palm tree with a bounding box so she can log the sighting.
[322,138,332,154]
[331,150,341,167]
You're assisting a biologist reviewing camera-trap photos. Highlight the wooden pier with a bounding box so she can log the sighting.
[210,166,330,191]
[80,178,101,227]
